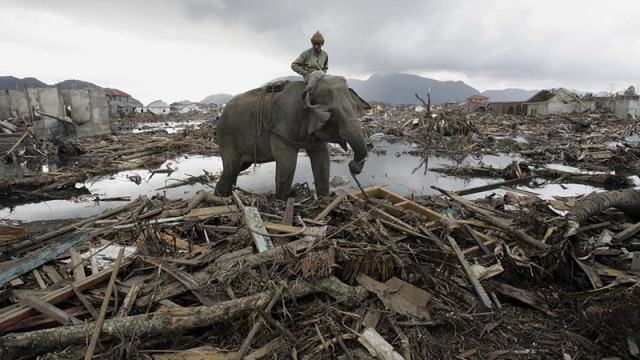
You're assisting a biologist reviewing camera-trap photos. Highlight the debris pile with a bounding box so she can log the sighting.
[1,181,639,359]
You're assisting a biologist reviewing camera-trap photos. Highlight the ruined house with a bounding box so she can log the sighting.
[490,101,525,115]
[105,88,135,118]
[0,88,110,138]
[462,94,489,113]
[524,88,594,116]
[614,86,639,118]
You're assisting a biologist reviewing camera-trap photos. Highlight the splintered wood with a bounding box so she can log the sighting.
[0,183,639,359]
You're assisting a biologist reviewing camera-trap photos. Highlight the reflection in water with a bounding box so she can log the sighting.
[0,140,602,222]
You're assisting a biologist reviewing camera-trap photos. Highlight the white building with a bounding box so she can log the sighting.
[524,88,594,116]
[147,100,170,115]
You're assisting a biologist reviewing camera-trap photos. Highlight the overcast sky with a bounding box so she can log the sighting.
[2,0,639,104]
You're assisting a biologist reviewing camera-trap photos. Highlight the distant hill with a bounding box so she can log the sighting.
[56,79,100,89]
[347,73,480,105]
[0,76,145,104]
[0,76,50,90]
[201,94,234,105]
[480,88,539,102]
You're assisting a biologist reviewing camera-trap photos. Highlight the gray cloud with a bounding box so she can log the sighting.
[3,0,638,98]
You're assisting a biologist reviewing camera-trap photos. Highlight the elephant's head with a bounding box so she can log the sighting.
[304,76,371,174]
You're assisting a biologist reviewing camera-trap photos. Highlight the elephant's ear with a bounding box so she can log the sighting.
[349,88,371,110]
[305,93,332,134]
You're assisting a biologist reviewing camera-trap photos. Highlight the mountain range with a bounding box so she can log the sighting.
[0,76,100,91]
[2,74,543,106]
[203,73,541,105]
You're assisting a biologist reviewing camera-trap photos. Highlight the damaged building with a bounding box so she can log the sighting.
[105,88,136,118]
[524,88,595,116]
[0,87,110,138]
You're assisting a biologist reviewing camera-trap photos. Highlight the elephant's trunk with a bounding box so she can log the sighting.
[341,120,368,174]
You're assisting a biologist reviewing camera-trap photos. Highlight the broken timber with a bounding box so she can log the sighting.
[0,277,368,359]
[0,232,90,286]
[351,186,498,254]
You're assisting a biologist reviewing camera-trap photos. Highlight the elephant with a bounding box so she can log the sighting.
[214,76,370,199]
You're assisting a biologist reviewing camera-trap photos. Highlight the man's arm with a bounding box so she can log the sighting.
[291,50,308,76]
[322,53,329,73]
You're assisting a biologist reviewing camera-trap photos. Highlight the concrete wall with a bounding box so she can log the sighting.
[8,90,31,119]
[616,99,639,118]
[28,88,67,138]
[61,88,110,137]
[490,102,525,115]
[0,88,113,138]
[0,91,11,120]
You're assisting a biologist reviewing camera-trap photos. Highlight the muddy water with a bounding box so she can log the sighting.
[0,138,611,223]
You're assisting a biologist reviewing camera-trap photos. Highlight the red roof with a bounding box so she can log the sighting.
[463,100,489,108]
[467,94,489,100]
[104,88,131,97]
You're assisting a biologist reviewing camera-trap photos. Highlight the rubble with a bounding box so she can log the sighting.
[0,108,639,359]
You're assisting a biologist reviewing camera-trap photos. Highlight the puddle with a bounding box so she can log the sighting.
[129,119,208,134]
[0,139,608,223]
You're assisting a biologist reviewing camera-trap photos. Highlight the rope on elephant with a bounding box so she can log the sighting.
[253,85,326,152]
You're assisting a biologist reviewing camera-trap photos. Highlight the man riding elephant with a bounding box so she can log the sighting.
[291,31,329,83]
[214,75,369,200]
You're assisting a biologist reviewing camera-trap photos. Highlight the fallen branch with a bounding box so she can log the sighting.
[0,276,369,359]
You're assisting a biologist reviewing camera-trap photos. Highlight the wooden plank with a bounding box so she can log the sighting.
[16,293,82,325]
[0,225,25,240]
[70,284,99,320]
[184,205,238,219]
[0,232,90,286]
[351,186,498,253]
[70,248,86,281]
[455,176,535,196]
[0,261,118,331]
[3,307,88,333]
[31,270,47,290]
[89,248,100,274]
[243,207,273,253]
[85,247,125,360]
[613,221,640,242]
[356,273,431,320]
[282,197,295,226]
[41,265,63,284]
[117,283,140,317]
[313,192,347,221]
[463,224,491,255]
[144,230,208,255]
[447,236,493,309]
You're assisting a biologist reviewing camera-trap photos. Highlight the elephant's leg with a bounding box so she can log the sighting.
[306,146,330,197]
[216,155,251,197]
[273,145,298,200]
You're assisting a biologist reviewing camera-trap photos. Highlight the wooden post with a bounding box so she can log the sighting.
[85,247,125,360]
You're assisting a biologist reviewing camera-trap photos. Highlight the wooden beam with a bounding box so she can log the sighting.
[313,193,347,221]
[70,284,99,320]
[0,233,90,287]
[0,260,118,331]
[15,294,82,325]
[447,236,493,309]
[243,207,273,253]
[85,247,125,360]
[70,248,86,281]
[613,221,640,242]
[455,176,535,196]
